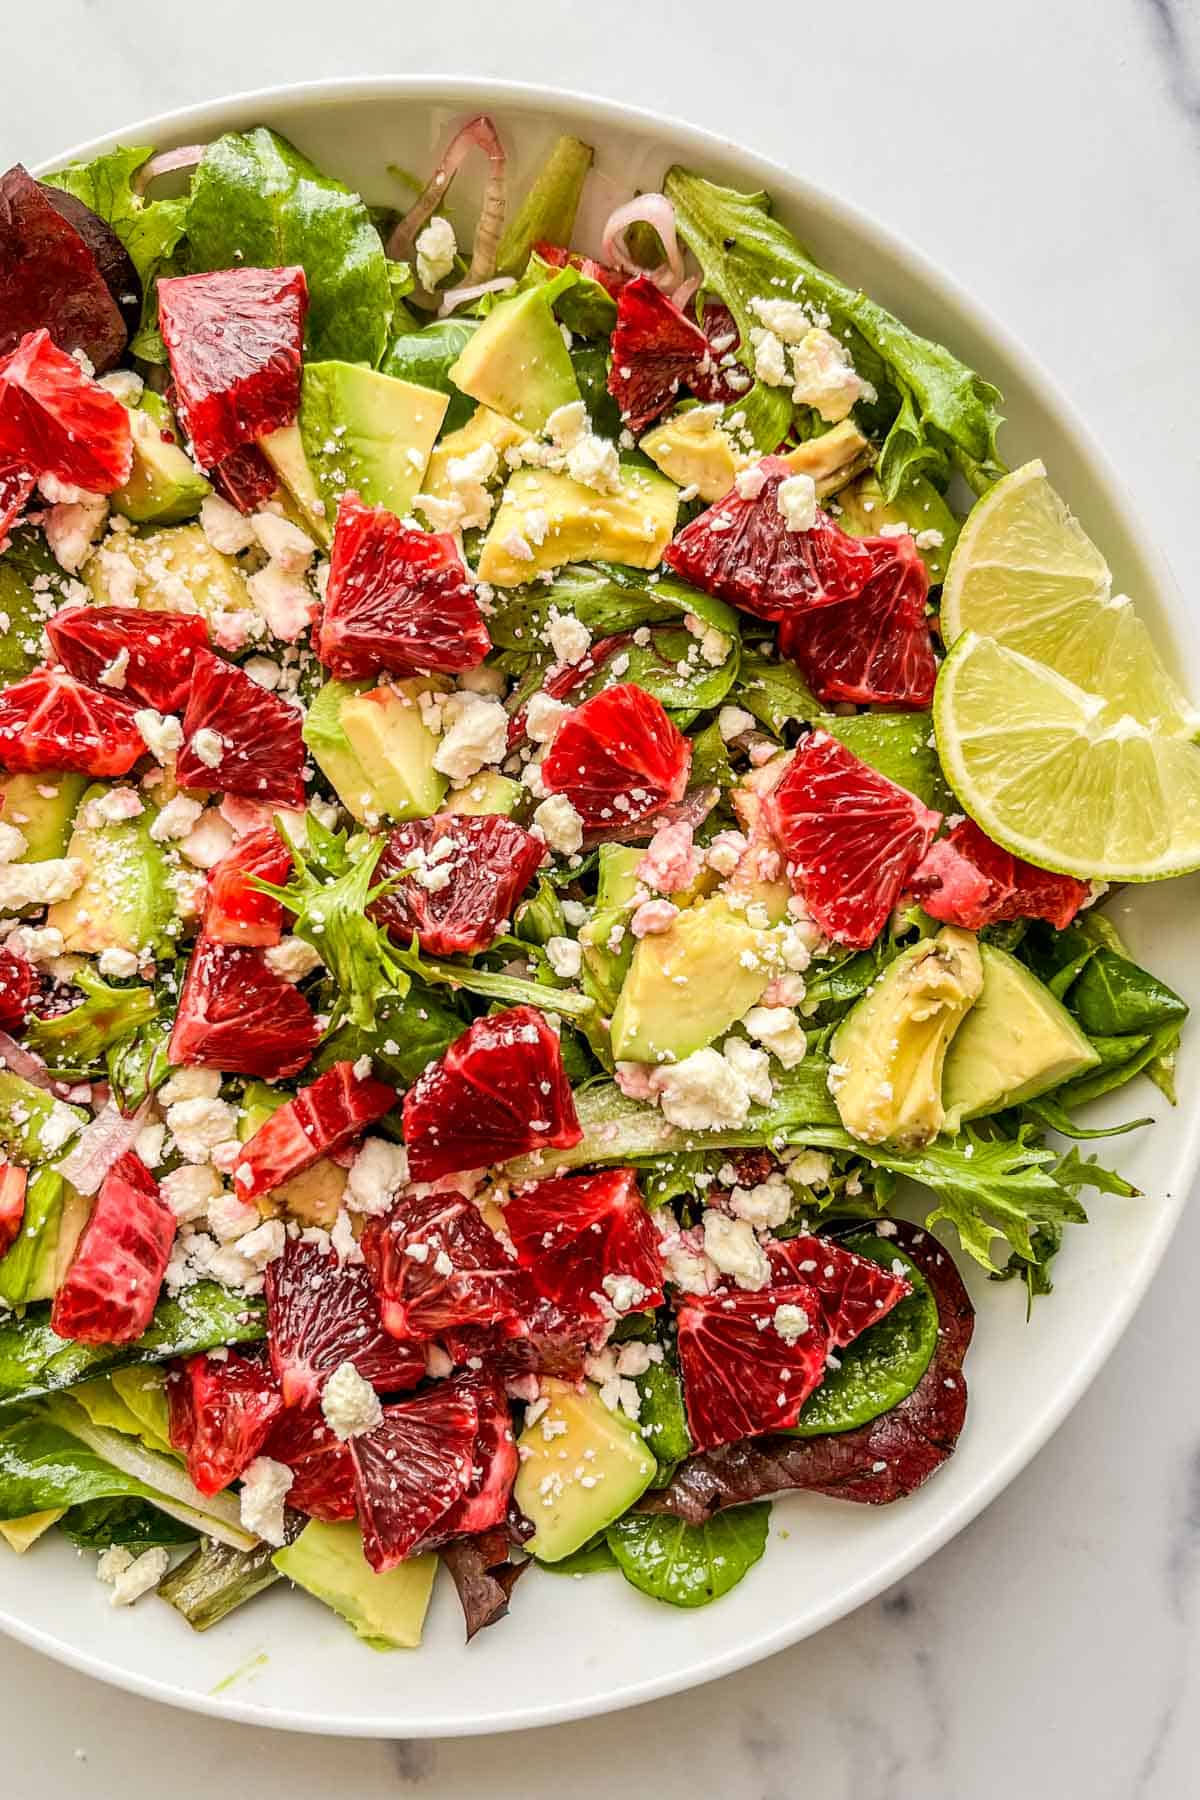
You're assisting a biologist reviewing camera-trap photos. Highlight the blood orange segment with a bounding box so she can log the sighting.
[663,456,876,621]
[541,682,692,832]
[349,1385,479,1571]
[369,814,545,957]
[416,1370,517,1546]
[911,816,1088,932]
[50,1154,176,1345]
[204,826,294,947]
[0,459,35,550]
[176,648,307,808]
[607,274,723,433]
[262,1400,357,1520]
[533,241,627,299]
[768,1234,912,1348]
[157,266,308,471]
[503,1168,664,1329]
[674,1279,831,1452]
[168,936,319,1080]
[234,1061,398,1203]
[264,1234,425,1408]
[316,492,491,679]
[0,1163,27,1258]
[361,1189,531,1344]
[403,1005,581,1183]
[0,946,35,1032]
[0,328,132,492]
[166,1349,284,1496]
[0,167,127,373]
[0,667,145,777]
[46,605,209,715]
[211,440,279,514]
[765,731,942,948]
[778,533,937,707]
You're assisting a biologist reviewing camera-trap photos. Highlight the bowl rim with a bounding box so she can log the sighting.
[6,70,1195,1737]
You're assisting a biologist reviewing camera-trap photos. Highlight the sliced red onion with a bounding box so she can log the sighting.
[437,276,515,318]
[132,144,207,197]
[600,193,687,294]
[56,1097,152,1196]
[0,1029,60,1093]
[386,114,508,300]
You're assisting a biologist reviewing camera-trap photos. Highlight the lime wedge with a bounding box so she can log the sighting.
[934,633,1200,881]
[941,460,1199,738]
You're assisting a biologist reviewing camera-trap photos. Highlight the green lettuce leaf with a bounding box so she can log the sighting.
[26,967,156,1079]
[636,1361,692,1485]
[158,1535,285,1631]
[664,167,1005,493]
[496,135,595,277]
[487,562,738,652]
[187,128,393,366]
[60,1496,198,1550]
[738,651,820,736]
[379,318,477,433]
[606,1502,770,1608]
[42,145,188,362]
[0,1284,265,1410]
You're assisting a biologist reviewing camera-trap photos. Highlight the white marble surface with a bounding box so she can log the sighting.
[3,1,1200,1793]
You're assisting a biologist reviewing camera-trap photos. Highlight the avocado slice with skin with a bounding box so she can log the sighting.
[942,943,1100,1127]
[273,1519,436,1649]
[46,785,176,958]
[303,677,448,825]
[110,391,211,526]
[610,896,775,1064]
[448,273,581,431]
[299,362,449,521]
[0,772,88,863]
[478,464,679,586]
[515,1377,656,1563]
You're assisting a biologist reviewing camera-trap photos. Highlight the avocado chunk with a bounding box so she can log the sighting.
[422,404,530,505]
[0,772,87,863]
[641,407,742,503]
[273,1519,437,1649]
[85,522,256,637]
[303,677,448,825]
[46,785,176,958]
[779,420,875,498]
[448,273,580,431]
[478,465,678,586]
[836,470,960,583]
[610,897,775,1064]
[0,543,58,680]
[110,391,211,526]
[440,770,524,818]
[0,1511,65,1553]
[259,421,332,547]
[578,845,643,1014]
[831,926,983,1146]
[0,1072,85,1164]
[515,1377,656,1562]
[942,944,1100,1127]
[0,1167,68,1305]
[299,361,449,520]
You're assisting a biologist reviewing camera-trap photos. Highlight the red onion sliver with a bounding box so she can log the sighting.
[0,1029,60,1093]
[600,193,687,294]
[56,1098,152,1197]
[386,114,508,296]
[133,145,207,197]
[437,276,515,318]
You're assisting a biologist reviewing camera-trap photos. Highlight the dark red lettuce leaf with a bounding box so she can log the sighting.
[439,1525,529,1641]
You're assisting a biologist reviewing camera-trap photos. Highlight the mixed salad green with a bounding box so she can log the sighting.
[0,108,1188,1647]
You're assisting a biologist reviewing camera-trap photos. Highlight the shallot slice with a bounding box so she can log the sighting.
[387,114,508,299]
[56,1097,152,1196]
[601,193,687,294]
[133,145,207,197]
[438,276,515,318]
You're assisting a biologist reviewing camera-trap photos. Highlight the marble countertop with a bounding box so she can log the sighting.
[4,1,1199,1794]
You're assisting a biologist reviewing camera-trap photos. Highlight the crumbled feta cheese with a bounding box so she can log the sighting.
[96,1546,133,1586]
[545,610,591,665]
[133,1121,166,1169]
[321,1359,384,1441]
[166,1095,240,1164]
[86,786,143,826]
[531,794,583,855]
[749,326,789,388]
[914,527,944,550]
[636,820,699,894]
[651,1047,753,1132]
[0,821,27,863]
[107,1545,170,1606]
[2,924,62,965]
[180,810,236,870]
[237,1218,287,1269]
[159,1067,222,1106]
[735,464,768,501]
[718,705,756,742]
[525,691,571,744]
[631,898,679,937]
[415,215,457,290]
[702,1210,771,1290]
[263,936,323,982]
[432,692,509,782]
[246,561,315,641]
[773,1302,811,1343]
[347,1137,410,1216]
[134,708,184,764]
[238,1456,294,1547]
[243,655,283,691]
[44,494,107,573]
[415,442,498,533]
[729,1173,792,1229]
[251,511,314,572]
[786,327,869,422]
[742,1004,808,1069]
[148,795,204,843]
[97,646,130,690]
[777,472,818,533]
[721,1035,774,1106]
[200,493,257,555]
[98,947,139,979]
[0,858,83,909]
[706,828,749,877]
[545,935,582,979]
[601,1272,650,1315]
[564,432,621,494]
[749,297,816,342]
[189,727,226,769]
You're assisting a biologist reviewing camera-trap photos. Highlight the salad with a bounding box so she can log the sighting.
[0,110,1191,1647]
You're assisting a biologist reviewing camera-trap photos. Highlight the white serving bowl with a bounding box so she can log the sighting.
[4,75,1196,1737]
